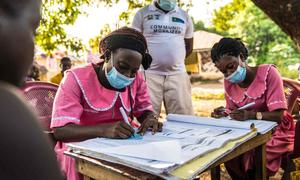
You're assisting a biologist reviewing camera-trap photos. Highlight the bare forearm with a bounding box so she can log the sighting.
[248,110,284,122]
[184,38,193,58]
[185,47,193,58]
[53,124,104,142]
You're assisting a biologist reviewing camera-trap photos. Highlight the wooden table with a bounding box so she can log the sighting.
[209,131,272,180]
[65,131,272,180]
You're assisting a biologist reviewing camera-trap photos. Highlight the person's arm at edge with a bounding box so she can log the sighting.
[0,84,63,180]
[184,38,193,58]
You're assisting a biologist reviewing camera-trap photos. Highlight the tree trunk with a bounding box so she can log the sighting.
[251,0,300,51]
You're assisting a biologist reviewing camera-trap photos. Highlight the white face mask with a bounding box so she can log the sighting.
[158,0,177,11]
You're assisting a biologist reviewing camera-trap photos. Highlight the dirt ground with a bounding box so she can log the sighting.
[191,82,225,117]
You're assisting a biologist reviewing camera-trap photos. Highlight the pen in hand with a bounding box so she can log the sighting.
[229,102,256,114]
[237,102,256,110]
[119,107,142,139]
[119,107,131,126]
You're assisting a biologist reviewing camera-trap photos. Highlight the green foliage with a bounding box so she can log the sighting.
[193,19,205,31]
[276,61,298,79]
[88,24,112,53]
[36,0,121,55]
[36,0,93,55]
[118,0,150,25]
[212,0,246,32]
[212,0,300,78]
[193,18,226,36]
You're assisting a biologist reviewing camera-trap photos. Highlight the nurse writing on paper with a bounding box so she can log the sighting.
[51,27,162,180]
[210,38,294,179]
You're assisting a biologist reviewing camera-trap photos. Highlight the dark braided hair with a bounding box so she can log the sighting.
[60,57,71,64]
[99,27,152,69]
[211,38,248,63]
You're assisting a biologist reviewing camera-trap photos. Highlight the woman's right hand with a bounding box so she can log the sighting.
[101,121,134,139]
[211,106,228,118]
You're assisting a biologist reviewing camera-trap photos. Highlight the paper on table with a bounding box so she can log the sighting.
[170,131,257,179]
[154,125,210,139]
[167,114,255,130]
[101,140,182,163]
[67,118,258,178]
[246,120,277,134]
[68,120,253,166]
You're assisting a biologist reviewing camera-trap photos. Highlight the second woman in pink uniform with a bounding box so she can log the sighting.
[211,38,294,179]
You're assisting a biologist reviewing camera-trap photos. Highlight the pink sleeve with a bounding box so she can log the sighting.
[225,95,238,112]
[51,71,83,128]
[266,66,287,111]
[133,73,154,118]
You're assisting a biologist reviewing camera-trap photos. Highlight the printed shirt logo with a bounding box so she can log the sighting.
[147,14,153,20]
[147,14,160,20]
[172,17,185,24]
[150,25,183,34]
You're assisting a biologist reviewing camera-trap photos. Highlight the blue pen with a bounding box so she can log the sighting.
[119,107,142,139]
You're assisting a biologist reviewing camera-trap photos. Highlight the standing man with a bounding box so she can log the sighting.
[50,57,72,84]
[132,0,194,116]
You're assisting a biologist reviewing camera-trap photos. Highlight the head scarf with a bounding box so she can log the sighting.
[99,27,152,69]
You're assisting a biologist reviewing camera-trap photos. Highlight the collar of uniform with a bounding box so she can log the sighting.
[149,1,179,12]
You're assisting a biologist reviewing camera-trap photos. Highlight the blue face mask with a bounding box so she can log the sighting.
[158,0,176,11]
[105,59,135,89]
[225,65,247,83]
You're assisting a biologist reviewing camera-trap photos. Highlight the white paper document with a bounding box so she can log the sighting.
[67,114,275,178]
[101,140,182,163]
[166,114,255,130]
[167,114,277,134]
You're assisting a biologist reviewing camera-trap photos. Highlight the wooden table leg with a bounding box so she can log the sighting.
[255,144,267,180]
[211,165,220,180]
[83,176,91,180]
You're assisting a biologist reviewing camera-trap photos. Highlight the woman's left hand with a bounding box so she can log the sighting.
[138,115,163,135]
[229,110,255,121]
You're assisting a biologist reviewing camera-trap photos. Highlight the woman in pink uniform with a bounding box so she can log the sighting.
[211,38,295,179]
[51,27,162,180]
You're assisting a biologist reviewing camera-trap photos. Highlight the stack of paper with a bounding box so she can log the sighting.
[166,114,277,134]
[67,114,276,179]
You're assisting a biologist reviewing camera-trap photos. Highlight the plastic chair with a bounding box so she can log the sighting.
[283,78,300,158]
[21,81,58,145]
[281,78,300,179]
[289,120,300,180]
[291,122,300,179]
[282,78,300,157]
[283,78,300,115]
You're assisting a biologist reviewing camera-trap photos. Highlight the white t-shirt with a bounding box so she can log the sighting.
[132,3,194,75]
